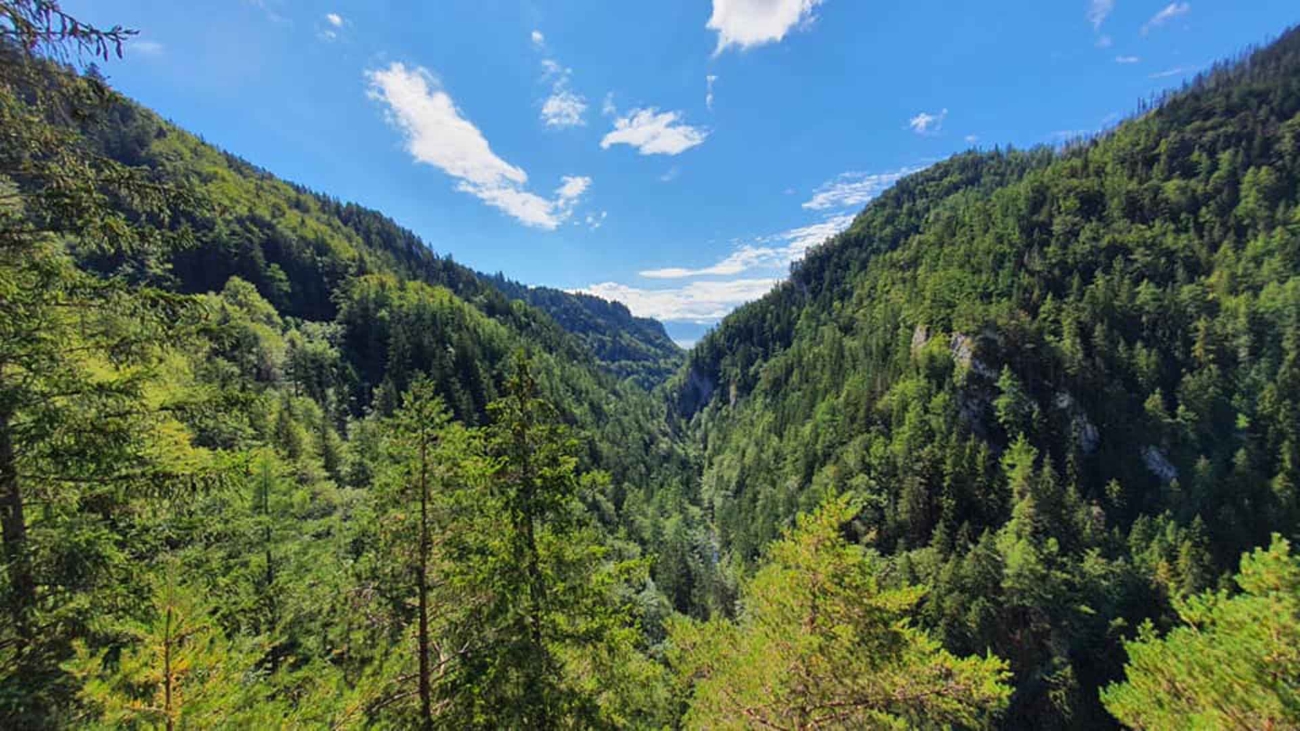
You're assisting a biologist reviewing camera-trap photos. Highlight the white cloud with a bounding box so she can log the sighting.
[640,214,854,279]
[707,0,824,55]
[542,89,588,128]
[575,279,782,323]
[319,11,344,40]
[706,75,718,110]
[247,0,290,25]
[660,166,681,183]
[1116,55,1141,64]
[908,108,947,136]
[535,49,587,129]
[585,211,608,230]
[366,62,589,229]
[1087,0,1114,30]
[587,211,859,324]
[1096,35,1114,48]
[802,167,921,211]
[601,92,617,117]
[557,175,591,201]
[129,39,164,56]
[1142,2,1190,34]
[601,108,709,156]
[1149,65,1195,79]
[965,134,979,144]
[531,30,545,47]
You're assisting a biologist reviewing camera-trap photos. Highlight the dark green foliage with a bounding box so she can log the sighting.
[80,94,681,388]
[491,277,684,389]
[0,4,694,726]
[670,24,1300,728]
[669,494,1012,729]
[1102,535,1300,729]
[8,1,1300,727]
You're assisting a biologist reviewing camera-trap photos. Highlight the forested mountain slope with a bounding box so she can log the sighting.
[73,85,698,514]
[489,276,682,389]
[7,1,1300,725]
[0,11,724,726]
[85,94,681,388]
[672,25,1300,727]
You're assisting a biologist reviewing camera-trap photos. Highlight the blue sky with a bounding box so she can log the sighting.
[69,0,1298,345]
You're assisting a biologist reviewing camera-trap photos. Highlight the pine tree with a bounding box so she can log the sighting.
[668,494,1012,729]
[64,561,265,729]
[1102,535,1300,729]
[0,3,211,723]
[438,353,667,728]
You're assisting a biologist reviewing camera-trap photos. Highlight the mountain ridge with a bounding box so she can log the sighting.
[85,94,683,390]
[669,23,1300,725]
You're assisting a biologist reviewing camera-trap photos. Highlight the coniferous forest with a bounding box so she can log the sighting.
[3,1,1300,728]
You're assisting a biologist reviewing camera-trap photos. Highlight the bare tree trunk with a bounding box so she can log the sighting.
[417,435,433,731]
[0,408,35,636]
[262,467,278,670]
[164,604,175,731]
[516,424,549,729]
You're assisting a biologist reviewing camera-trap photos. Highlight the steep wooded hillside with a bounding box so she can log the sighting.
[85,96,682,389]
[672,25,1300,727]
[0,16,720,726]
[489,276,682,389]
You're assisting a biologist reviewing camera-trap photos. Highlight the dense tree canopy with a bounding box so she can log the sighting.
[670,22,1300,727]
[3,1,1300,727]
[669,494,1011,729]
[1102,535,1300,730]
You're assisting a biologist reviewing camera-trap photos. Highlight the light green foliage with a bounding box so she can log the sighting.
[425,354,669,728]
[64,562,267,729]
[669,494,1012,729]
[1102,535,1300,730]
[671,24,1300,726]
[7,1,1300,728]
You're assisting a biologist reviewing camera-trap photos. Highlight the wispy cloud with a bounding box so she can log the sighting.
[1087,0,1114,30]
[531,30,545,47]
[542,90,587,128]
[908,109,948,136]
[1096,35,1114,48]
[660,166,681,183]
[640,214,854,279]
[535,47,588,129]
[706,75,719,110]
[129,39,164,57]
[1142,2,1190,35]
[1116,55,1141,64]
[247,0,290,25]
[965,134,979,144]
[585,211,608,230]
[317,12,345,41]
[580,208,860,323]
[1149,65,1196,79]
[1049,129,1092,142]
[601,108,709,156]
[586,168,876,323]
[556,175,591,201]
[366,63,589,230]
[575,279,782,323]
[803,166,922,211]
[707,0,825,55]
